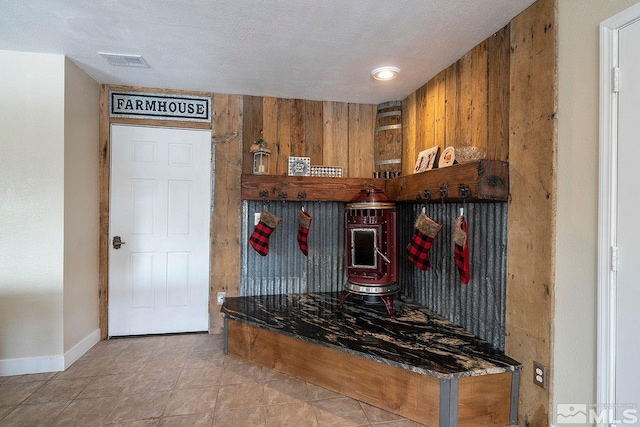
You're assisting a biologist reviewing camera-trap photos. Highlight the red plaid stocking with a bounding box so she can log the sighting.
[454,215,470,284]
[406,212,442,270]
[297,210,312,256]
[249,209,281,256]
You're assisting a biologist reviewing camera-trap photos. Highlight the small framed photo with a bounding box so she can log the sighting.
[438,146,455,168]
[288,157,311,176]
[413,147,439,173]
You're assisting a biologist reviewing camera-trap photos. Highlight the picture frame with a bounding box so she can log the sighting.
[438,146,455,168]
[288,156,311,176]
[413,147,439,173]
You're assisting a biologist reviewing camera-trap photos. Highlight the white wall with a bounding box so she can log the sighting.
[555,0,639,417]
[0,51,66,366]
[63,58,100,357]
[0,50,100,375]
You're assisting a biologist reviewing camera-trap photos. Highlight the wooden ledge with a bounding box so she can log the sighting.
[241,160,508,203]
[386,159,509,202]
[241,175,387,202]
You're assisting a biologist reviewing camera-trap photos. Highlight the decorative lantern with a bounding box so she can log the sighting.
[250,138,270,175]
[252,148,270,174]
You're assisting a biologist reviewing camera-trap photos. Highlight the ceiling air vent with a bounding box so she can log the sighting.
[99,53,149,68]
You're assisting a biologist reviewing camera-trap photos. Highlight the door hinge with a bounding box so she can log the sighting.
[613,66,620,93]
[611,245,618,271]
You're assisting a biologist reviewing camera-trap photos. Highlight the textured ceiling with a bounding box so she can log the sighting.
[0,0,536,104]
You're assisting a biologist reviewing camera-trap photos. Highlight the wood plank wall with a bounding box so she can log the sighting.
[209,94,243,334]
[399,3,557,423]
[401,26,510,176]
[242,97,376,178]
[506,0,556,425]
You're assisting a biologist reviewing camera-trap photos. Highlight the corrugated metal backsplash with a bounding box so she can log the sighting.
[397,202,508,350]
[240,200,507,350]
[241,201,346,295]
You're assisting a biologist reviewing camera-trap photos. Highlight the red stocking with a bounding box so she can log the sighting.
[249,209,281,256]
[406,212,442,270]
[454,215,470,284]
[297,210,312,256]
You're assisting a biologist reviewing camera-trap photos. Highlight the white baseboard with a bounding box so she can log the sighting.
[0,354,64,376]
[64,328,100,369]
[0,328,100,376]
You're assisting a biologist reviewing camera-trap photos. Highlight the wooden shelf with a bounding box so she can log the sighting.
[241,175,387,202]
[386,159,509,202]
[241,160,508,203]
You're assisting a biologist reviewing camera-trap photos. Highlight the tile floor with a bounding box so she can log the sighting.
[0,333,426,426]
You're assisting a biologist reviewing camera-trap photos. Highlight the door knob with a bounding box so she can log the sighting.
[112,236,125,249]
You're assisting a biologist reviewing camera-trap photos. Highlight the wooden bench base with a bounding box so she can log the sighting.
[224,318,519,427]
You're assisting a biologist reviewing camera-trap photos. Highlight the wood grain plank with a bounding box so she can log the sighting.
[262,97,278,175]
[471,39,489,153]
[241,174,386,202]
[434,70,447,152]
[290,98,306,157]
[98,85,110,339]
[402,93,418,176]
[415,83,428,152]
[275,98,292,175]
[457,50,473,147]
[348,103,375,178]
[242,95,263,174]
[488,25,510,161]
[445,62,459,149]
[506,0,556,425]
[209,94,243,333]
[227,319,441,427]
[323,101,349,174]
[425,78,436,149]
[241,159,508,203]
[384,160,509,202]
[458,373,512,427]
[305,100,324,165]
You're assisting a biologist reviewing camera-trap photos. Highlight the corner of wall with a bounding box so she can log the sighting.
[63,57,101,353]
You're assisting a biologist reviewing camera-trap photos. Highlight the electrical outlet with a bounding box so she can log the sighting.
[217,292,226,306]
[254,212,261,226]
[533,361,547,389]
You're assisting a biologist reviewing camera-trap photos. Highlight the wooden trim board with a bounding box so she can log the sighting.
[225,319,513,427]
[241,160,509,203]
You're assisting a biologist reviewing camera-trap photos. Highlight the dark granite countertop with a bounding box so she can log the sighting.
[221,292,521,379]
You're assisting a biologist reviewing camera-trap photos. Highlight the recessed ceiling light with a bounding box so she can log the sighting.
[371,66,400,81]
[99,53,149,68]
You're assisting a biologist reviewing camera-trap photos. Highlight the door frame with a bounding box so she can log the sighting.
[98,87,214,339]
[598,3,640,419]
[108,123,213,336]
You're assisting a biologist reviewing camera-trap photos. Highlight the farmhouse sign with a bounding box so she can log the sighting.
[109,91,211,122]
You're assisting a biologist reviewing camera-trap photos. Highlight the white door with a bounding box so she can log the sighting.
[615,16,640,421]
[109,124,211,336]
